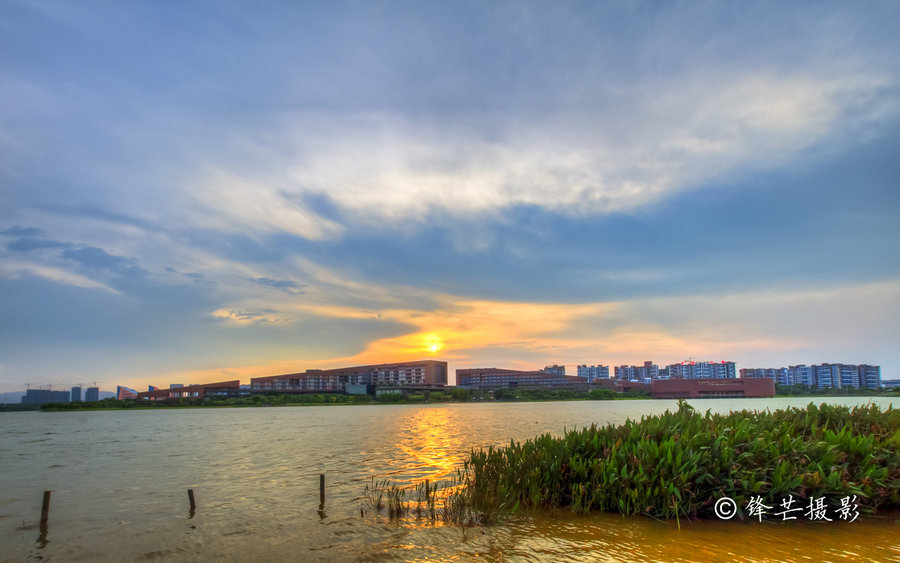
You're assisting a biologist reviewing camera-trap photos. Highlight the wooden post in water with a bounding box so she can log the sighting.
[319,474,325,507]
[188,489,196,516]
[40,491,51,529]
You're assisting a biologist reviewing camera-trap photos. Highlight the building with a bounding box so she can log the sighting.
[251,360,448,395]
[71,386,82,402]
[789,365,814,387]
[743,364,880,390]
[591,378,650,393]
[812,363,880,390]
[50,390,69,403]
[20,389,70,404]
[137,380,241,401]
[814,364,841,389]
[541,364,566,376]
[858,365,881,389]
[668,361,736,379]
[839,365,860,388]
[577,364,610,383]
[740,368,790,385]
[638,361,659,380]
[651,378,775,399]
[614,365,635,380]
[85,387,99,402]
[21,389,51,405]
[615,362,661,381]
[456,367,587,390]
[117,386,139,400]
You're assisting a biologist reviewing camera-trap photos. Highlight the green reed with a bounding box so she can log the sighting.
[445,401,899,522]
[361,402,898,524]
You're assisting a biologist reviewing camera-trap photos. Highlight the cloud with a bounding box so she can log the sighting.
[2,225,73,253]
[1,2,898,391]
[0,259,119,292]
[182,168,345,240]
[6,237,71,252]
[211,308,285,325]
[277,279,900,380]
[1,226,46,238]
[254,277,305,294]
[4,2,895,250]
[61,245,144,276]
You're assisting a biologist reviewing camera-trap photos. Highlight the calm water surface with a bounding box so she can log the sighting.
[1,397,897,561]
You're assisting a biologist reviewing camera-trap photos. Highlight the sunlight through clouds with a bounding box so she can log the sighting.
[2,1,899,390]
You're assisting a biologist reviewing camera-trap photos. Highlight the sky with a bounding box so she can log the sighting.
[1,0,899,392]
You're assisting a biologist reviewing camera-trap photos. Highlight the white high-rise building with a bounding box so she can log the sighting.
[577,364,609,383]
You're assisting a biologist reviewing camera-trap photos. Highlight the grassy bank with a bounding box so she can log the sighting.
[363,401,899,525]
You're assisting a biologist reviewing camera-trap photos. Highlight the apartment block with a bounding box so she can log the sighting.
[789,365,814,387]
[668,361,736,379]
[541,365,566,376]
[740,368,790,385]
[577,364,610,383]
[858,365,881,389]
[744,364,880,390]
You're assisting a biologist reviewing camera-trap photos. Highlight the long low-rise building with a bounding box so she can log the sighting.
[137,380,240,401]
[591,378,650,393]
[457,367,588,390]
[251,360,448,394]
[651,377,775,399]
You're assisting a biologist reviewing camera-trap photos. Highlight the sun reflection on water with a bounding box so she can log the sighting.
[394,407,465,484]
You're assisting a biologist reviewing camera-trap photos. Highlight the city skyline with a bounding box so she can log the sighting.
[2,1,899,393]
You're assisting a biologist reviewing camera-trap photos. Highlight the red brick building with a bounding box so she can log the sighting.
[592,378,650,393]
[136,380,240,401]
[650,377,775,399]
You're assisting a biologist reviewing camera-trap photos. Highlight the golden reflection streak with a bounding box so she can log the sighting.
[394,407,463,484]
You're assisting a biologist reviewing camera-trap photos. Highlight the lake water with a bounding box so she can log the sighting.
[1,397,898,561]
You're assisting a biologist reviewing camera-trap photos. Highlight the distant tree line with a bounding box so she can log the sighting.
[776,384,899,397]
[0,403,41,412]
[35,386,654,411]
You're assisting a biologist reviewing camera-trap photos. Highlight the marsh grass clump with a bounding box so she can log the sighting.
[447,401,900,522]
[363,479,408,519]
